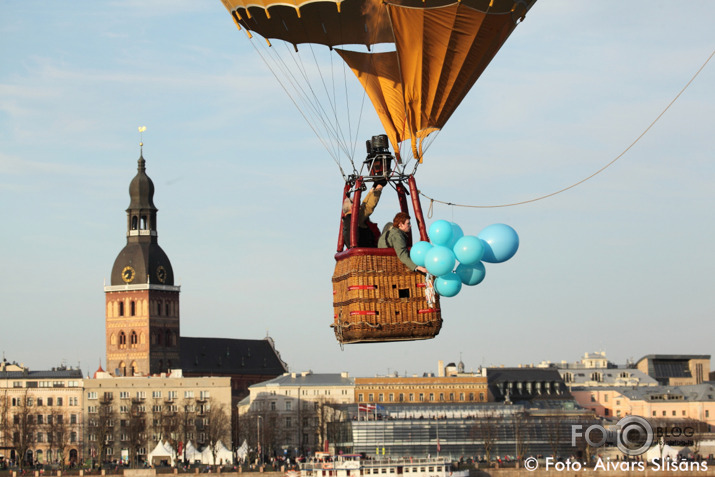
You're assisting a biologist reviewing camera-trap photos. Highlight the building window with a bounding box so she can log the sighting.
[378,394,384,402]
[270,402,276,411]
[58,397,65,406]
[358,394,363,402]
[419,394,424,402]
[119,302,124,316]
[119,332,127,348]
[88,392,98,400]
[429,393,434,401]
[590,395,596,402]
[285,401,292,411]
[47,398,53,406]
[130,301,136,316]
[130,331,138,347]
[368,394,374,402]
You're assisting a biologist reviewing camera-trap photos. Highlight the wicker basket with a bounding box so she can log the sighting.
[331,248,442,344]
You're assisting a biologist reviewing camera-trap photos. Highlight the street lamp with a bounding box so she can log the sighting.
[257,416,263,467]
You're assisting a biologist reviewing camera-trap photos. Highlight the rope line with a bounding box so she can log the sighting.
[419,48,715,209]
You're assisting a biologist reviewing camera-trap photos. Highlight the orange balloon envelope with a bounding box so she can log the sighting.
[221,0,536,160]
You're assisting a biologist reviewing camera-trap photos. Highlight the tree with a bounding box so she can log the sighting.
[90,399,116,465]
[544,415,564,459]
[470,412,499,466]
[161,403,181,464]
[126,401,147,467]
[513,412,531,463]
[313,397,339,452]
[45,408,70,468]
[11,390,38,469]
[203,399,231,466]
[0,390,9,458]
[176,399,197,464]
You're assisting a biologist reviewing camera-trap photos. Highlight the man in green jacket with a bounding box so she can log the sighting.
[378,212,428,273]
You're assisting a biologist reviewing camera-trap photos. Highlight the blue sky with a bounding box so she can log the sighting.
[1,1,713,377]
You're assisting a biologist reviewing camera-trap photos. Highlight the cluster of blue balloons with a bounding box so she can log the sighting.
[410,221,519,298]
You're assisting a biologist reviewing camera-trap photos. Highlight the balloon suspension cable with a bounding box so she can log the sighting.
[419,47,715,210]
[240,29,364,182]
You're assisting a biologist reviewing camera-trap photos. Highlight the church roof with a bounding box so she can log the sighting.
[179,337,288,376]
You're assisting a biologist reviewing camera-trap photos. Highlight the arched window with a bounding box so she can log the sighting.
[119,361,127,376]
[140,216,147,230]
[130,361,137,376]
[119,332,127,349]
[130,331,138,347]
[131,216,138,230]
[110,334,117,345]
[118,302,124,317]
[130,301,136,316]
[140,332,146,345]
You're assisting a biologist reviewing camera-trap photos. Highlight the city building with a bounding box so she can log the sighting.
[104,151,287,402]
[635,355,710,386]
[570,383,715,429]
[0,360,84,466]
[328,401,598,459]
[238,371,354,456]
[561,368,658,389]
[355,375,490,404]
[83,368,232,465]
[486,368,569,403]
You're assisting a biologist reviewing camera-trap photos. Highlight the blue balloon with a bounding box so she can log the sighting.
[409,241,433,267]
[446,222,464,249]
[435,273,462,297]
[456,262,486,286]
[477,223,519,263]
[424,245,456,277]
[453,235,485,266]
[428,220,453,246]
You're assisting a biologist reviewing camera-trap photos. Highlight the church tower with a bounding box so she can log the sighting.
[104,150,180,376]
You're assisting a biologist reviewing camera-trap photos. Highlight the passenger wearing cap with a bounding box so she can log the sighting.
[342,183,383,248]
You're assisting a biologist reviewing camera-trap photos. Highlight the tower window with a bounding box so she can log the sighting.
[118,302,124,316]
[130,331,138,348]
[141,216,147,230]
[132,216,138,230]
[119,332,127,349]
[130,301,136,316]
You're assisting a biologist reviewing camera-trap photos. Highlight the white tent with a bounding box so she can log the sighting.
[646,444,679,462]
[148,441,176,465]
[200,440,233,465]
[183,441,202,463]
[236,440,248,462]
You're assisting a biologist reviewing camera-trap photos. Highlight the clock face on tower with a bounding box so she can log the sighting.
[156,265,167,283]
[122,266,136,283]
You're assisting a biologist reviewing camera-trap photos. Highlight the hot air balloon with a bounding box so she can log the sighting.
[220,0,536,344]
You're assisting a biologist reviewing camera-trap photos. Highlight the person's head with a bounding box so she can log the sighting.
[393,212,411,232]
